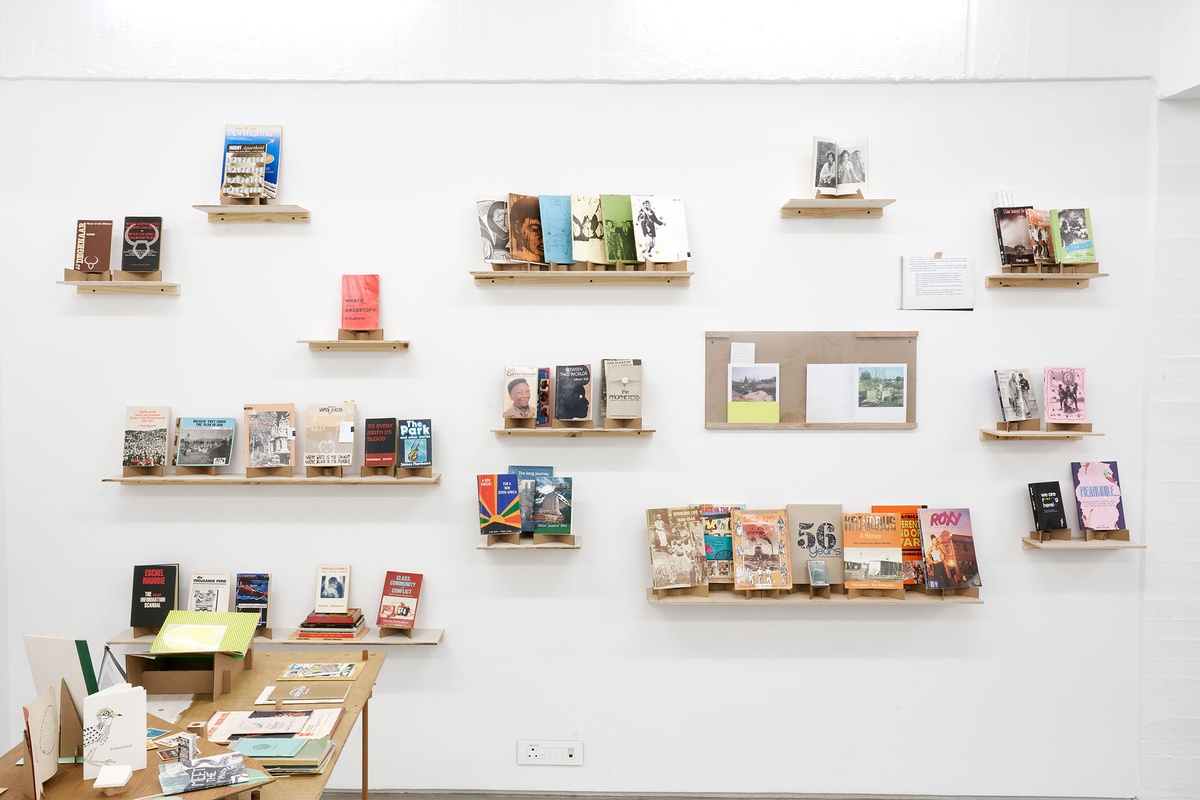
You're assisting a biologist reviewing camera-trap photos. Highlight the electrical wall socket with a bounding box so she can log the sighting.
[517,740,584,766]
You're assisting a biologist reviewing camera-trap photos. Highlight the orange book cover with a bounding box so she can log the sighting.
[341,274,380,330]
[843,512,903,589]
[871,505,925,585]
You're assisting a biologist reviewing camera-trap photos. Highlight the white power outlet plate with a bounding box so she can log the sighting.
[517,740,584,766]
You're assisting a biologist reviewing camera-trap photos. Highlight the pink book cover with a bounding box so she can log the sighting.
[341,274,380,330]
[1071,461,1126,530]
[1044,367,1086,422]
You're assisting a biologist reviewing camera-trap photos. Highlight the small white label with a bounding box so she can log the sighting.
[339,422,355,443]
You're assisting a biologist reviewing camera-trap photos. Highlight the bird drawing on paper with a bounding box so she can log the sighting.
[83,708,122,765]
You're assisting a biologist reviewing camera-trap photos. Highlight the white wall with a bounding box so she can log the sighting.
[1158,0,1200,98]
[0,78,1152,797]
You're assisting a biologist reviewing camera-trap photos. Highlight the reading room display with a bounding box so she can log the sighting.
[478,468,575,549]
[498,360,649,434]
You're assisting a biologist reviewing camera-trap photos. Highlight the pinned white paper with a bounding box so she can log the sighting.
[730,342,755,364]
[338,422,355,443]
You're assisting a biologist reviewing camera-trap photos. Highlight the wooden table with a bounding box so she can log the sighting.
[0,713,273,800]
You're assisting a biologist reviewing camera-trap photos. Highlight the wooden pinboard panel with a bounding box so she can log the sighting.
[704,330,918,429]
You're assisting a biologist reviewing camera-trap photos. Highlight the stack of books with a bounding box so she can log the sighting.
[296,608,366,640]
[207,707,344,776]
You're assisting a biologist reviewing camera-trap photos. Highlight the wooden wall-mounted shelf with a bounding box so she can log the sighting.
[986,263,1107,288]
[107,627,444,646]
[980,428,1105,441]
[299,340,410,352]
[193,204,310,223]
[491,427,654,438]
[471,271,690,287]
[1021,537,1145,550]
[58,280,180,295]
[645,588,981,605]
[477,538,581,551]
[779,198,895,218]
[102,473,441,486]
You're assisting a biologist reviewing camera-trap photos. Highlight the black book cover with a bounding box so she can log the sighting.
[121,216,162,272]
[554,365,592,421]
[1028,481,1067,531]
[130,563,178,628]
[363,418,398,467]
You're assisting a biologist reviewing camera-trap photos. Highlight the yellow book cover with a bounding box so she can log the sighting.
[149,610,259,655]
[731,509,792,590]
[843,512,903,589]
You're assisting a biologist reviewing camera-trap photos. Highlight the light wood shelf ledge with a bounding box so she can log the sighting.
[477,540,581,551]
[299,340,410,352]
[491,427,654,438]
[1021,537,1145,551]
[980,429,1105,441]
[986,272,1109,288]
[106,627,444,646]
[471,271,691,286]
[193,204,310,223]
[102,473,441,486]
[58,280,180,295]
[646,588,982,605]
[780,198,896,218]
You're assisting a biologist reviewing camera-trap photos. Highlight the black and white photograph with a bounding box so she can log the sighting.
[176,419,235,467]
[1057,208,1091,248]
[812,136,868,196]
[475,196,511,261]
[247,410,292,467]
[122,406,170,467]
[807,559,830,587]
[647,508,707,590]
[812,137,837,190]
[994,368,1040,421]
[843,548,904,583]
[315,563,352,614]
[570,194,605,263]
[631,195,690,263]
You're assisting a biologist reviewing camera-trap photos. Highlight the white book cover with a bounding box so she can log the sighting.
[315,564,351,613]
[602,358,642,420]
[631,196,689,263]
[570,194,606,263]
[188,573,231,612]
[83,682,146,779]
[304,402,356,467]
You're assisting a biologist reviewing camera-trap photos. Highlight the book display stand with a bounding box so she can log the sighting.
[103,471,441,485]
[246,464,293,479]
[306,465,345,479]
[193,201,310,223]
[493,418,654,438]
[59,268,180,295]
[299,328,410,352]
[807,583,832,600]
[645,587,982,605]
[986,262,1108,288]
[779,193,895,218]
[123,464,165,479]
[126,643,253,702]
[1021,528,1145,550]
[107,626,443,647]
[478,532,580,550]
[652,585,709,601]
[979,418,1104,441]
[922,586,980,600]
[472,259,691,286]
[846,585,906,601]
[377,626,415,639]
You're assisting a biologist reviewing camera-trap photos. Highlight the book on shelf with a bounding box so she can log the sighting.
[173,416,236,468]
[261,683,352,705]
[646,507,708,589]
[994,369,1039,422]
[570,194,606,263]
[304,402,355,468]
[731,509,792,590]
[377,571,422,629]
[221,125,282,200]
[341,274,380,331]
[507,193,545,262]
[188,572,231,612]
[1027,209,1057,265]
[601,358,642,420]
[295,629,365,641]
[303,608,363,625]
[787,504,844,585]
[314,564,351,614]
[843,512,904,590]
[74,219,113,273]
[475,196,512,261]
[504,365,538,420]
[120,216,162,272]
[554,364,592,421]
[918,508,982,590]
[123,406,170,468]
[234,573,270,628]
[993,206,1035,267]
[299,609,364,636]
[699,504,743,584]
[244,403,295,469]
[872,504,926,585]
[1051,208,1096,263]
[206,707,344,745]
[399,419,432,469]
[478,473,521,535]
[631,196,689,262]
[533,476,572,535]
[536,367,552,427]
[363,418,398,468]
[1071,461,1125,530]
[1044,367,1086,422]
[812,137,868,196]
[510,465,554,533]
[278,662,363,680]
[600,194,637,263]
[131,564,179,628]
[539,195,575,264]
[807,560,830,587]
[149,610,259,655]
[1029,481,1068,531]
[83,683,147,779]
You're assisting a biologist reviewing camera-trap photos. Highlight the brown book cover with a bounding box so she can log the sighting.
[74,219,113,272]
[507,193,545,263]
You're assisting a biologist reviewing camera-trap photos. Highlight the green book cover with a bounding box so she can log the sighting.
[150,610,260,655]
[1050,208,1096,263]
[600,195,637,263]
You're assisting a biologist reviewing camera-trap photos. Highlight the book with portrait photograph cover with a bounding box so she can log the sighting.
[538,195,575,264]
[600,194,637,264]
[533,476,572,535]
[507,193,545,263]
[872,504,926,585]
[1071,461,1125,531]
[377,571,422,630]
[173,417,236,467]
[1051,208,1096,263]
[731,509,792,590]
[315,564,351,614]
[646,507,708,590]
[570,194,606,263]
[121,216,162,272]
[476,196,512,261]
[536,367,552,427]
[1026,209,1057,265]
[363,418,398,468]
[1028,481,1067,531]
[843,512,903,590]
[994,369,1040,422]
[304,402,355,468]
[918,508,981,590]
[123,406,171,468]
[244,404,295,469]
[812,137,868,196]
[554,365,592,421]
[994,206,1036,266]
[631,196,689,263]
[1043,367,1086,422]
[787,504,844,585]
[503,365,538,420]
[399,419,432,469]
[478,473,521,535]
[699,504,744,584]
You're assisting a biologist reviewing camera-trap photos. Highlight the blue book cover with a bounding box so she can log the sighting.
[533,476,572,535]
[174,417,237,467]
[399,419,432,468]
[538,195,575,264]
[231,737,306,759]
[222,125,282,199]
[509,466,554,532]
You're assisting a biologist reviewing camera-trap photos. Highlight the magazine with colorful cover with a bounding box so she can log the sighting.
[533,476,572,535]
[304,403,356,468]
[699,504,744,584]
[478,474,521,535]
[399,419,432,468]
[174,417,236,467]
[786,504,844,585]
[377,571,422,629]
[123,406,171,467]
[918,508,981,590]
[872,504,926,585]
[509,465,554,532]
[646,507,707,589]
[476,196,512,261]
[1027,209,1057,265]
[1051,208,1096,263]
[507,193,544,263]
[244,404,295,468]
[994,369,1039,422]
[600,194,637,264]
[570,194,606,263]
[731,509,792,590]
[812,137,868,196]
[631,196,689,263]
[1044,367,1086,422]
[504,366,539,420]
[843,512,903,589]
[538,195,575,264]
[234,573,270,628]
[221,125,282,199]
[1071,461,1125,530]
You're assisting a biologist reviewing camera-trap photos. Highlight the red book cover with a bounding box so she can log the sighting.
[377,571,422,629]
[341,274,380,330]
[74,220,113,272]
[872,505,925,586]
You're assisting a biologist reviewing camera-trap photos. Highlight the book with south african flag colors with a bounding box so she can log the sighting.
[478,473,521,535]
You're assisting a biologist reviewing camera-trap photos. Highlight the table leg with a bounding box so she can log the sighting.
[362,692,371,800]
